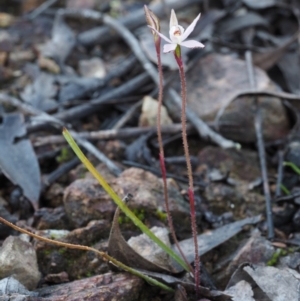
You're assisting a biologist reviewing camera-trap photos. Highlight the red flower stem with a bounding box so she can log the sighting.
[174,46,200,295]
[155,41,193,274]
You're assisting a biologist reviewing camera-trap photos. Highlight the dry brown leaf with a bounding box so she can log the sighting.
[253,33,298,70]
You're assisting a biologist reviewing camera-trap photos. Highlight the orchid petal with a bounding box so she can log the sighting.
[169,25,184,44]
[181,13,201,42]
[148,26,172,43]
[163,43,177,53]
[170,9,178,28]
[180,40,205,48]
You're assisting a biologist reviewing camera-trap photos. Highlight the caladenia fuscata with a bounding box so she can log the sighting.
[145,7,205,297]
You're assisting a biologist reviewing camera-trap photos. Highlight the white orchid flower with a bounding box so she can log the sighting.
[149,9,205,53]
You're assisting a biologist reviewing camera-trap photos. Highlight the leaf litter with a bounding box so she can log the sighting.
[0,113,41,210]
[0,0,300,300]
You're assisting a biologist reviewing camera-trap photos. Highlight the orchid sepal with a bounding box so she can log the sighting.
[150,9,205,54]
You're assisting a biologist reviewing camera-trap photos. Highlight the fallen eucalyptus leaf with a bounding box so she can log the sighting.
[135,269,232,301]
[277,50,300,95]
[226,263,300,301]
[39,12,75,64]
[20,71,58,112]
[216,12,268,35]
[172,215,262,271]
[0,113,41,210]
[242,0,275,9]
[253,33,298,70]
[108,206,179,273]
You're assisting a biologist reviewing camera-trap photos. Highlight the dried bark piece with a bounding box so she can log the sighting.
[37,272,144,301]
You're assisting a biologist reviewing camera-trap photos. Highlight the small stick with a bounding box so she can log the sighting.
[168,88,239,149]
[70,131,122,176]
[254,107,275,239]
[43,157,80,188]
[0,216,173,292]
[52,73,150,123]
[245,50,274,239]
[113,100,143,130]
[26,0,58,19]
[275,191,300,203]
[123,160,206,187]
[33,124,193,147]
[275,150,284,198]
[102,14,158,84]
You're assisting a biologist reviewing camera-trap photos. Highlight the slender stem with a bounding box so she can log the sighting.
[155,42,193,274]
[174,48,200,296]
[0,216,173,292]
